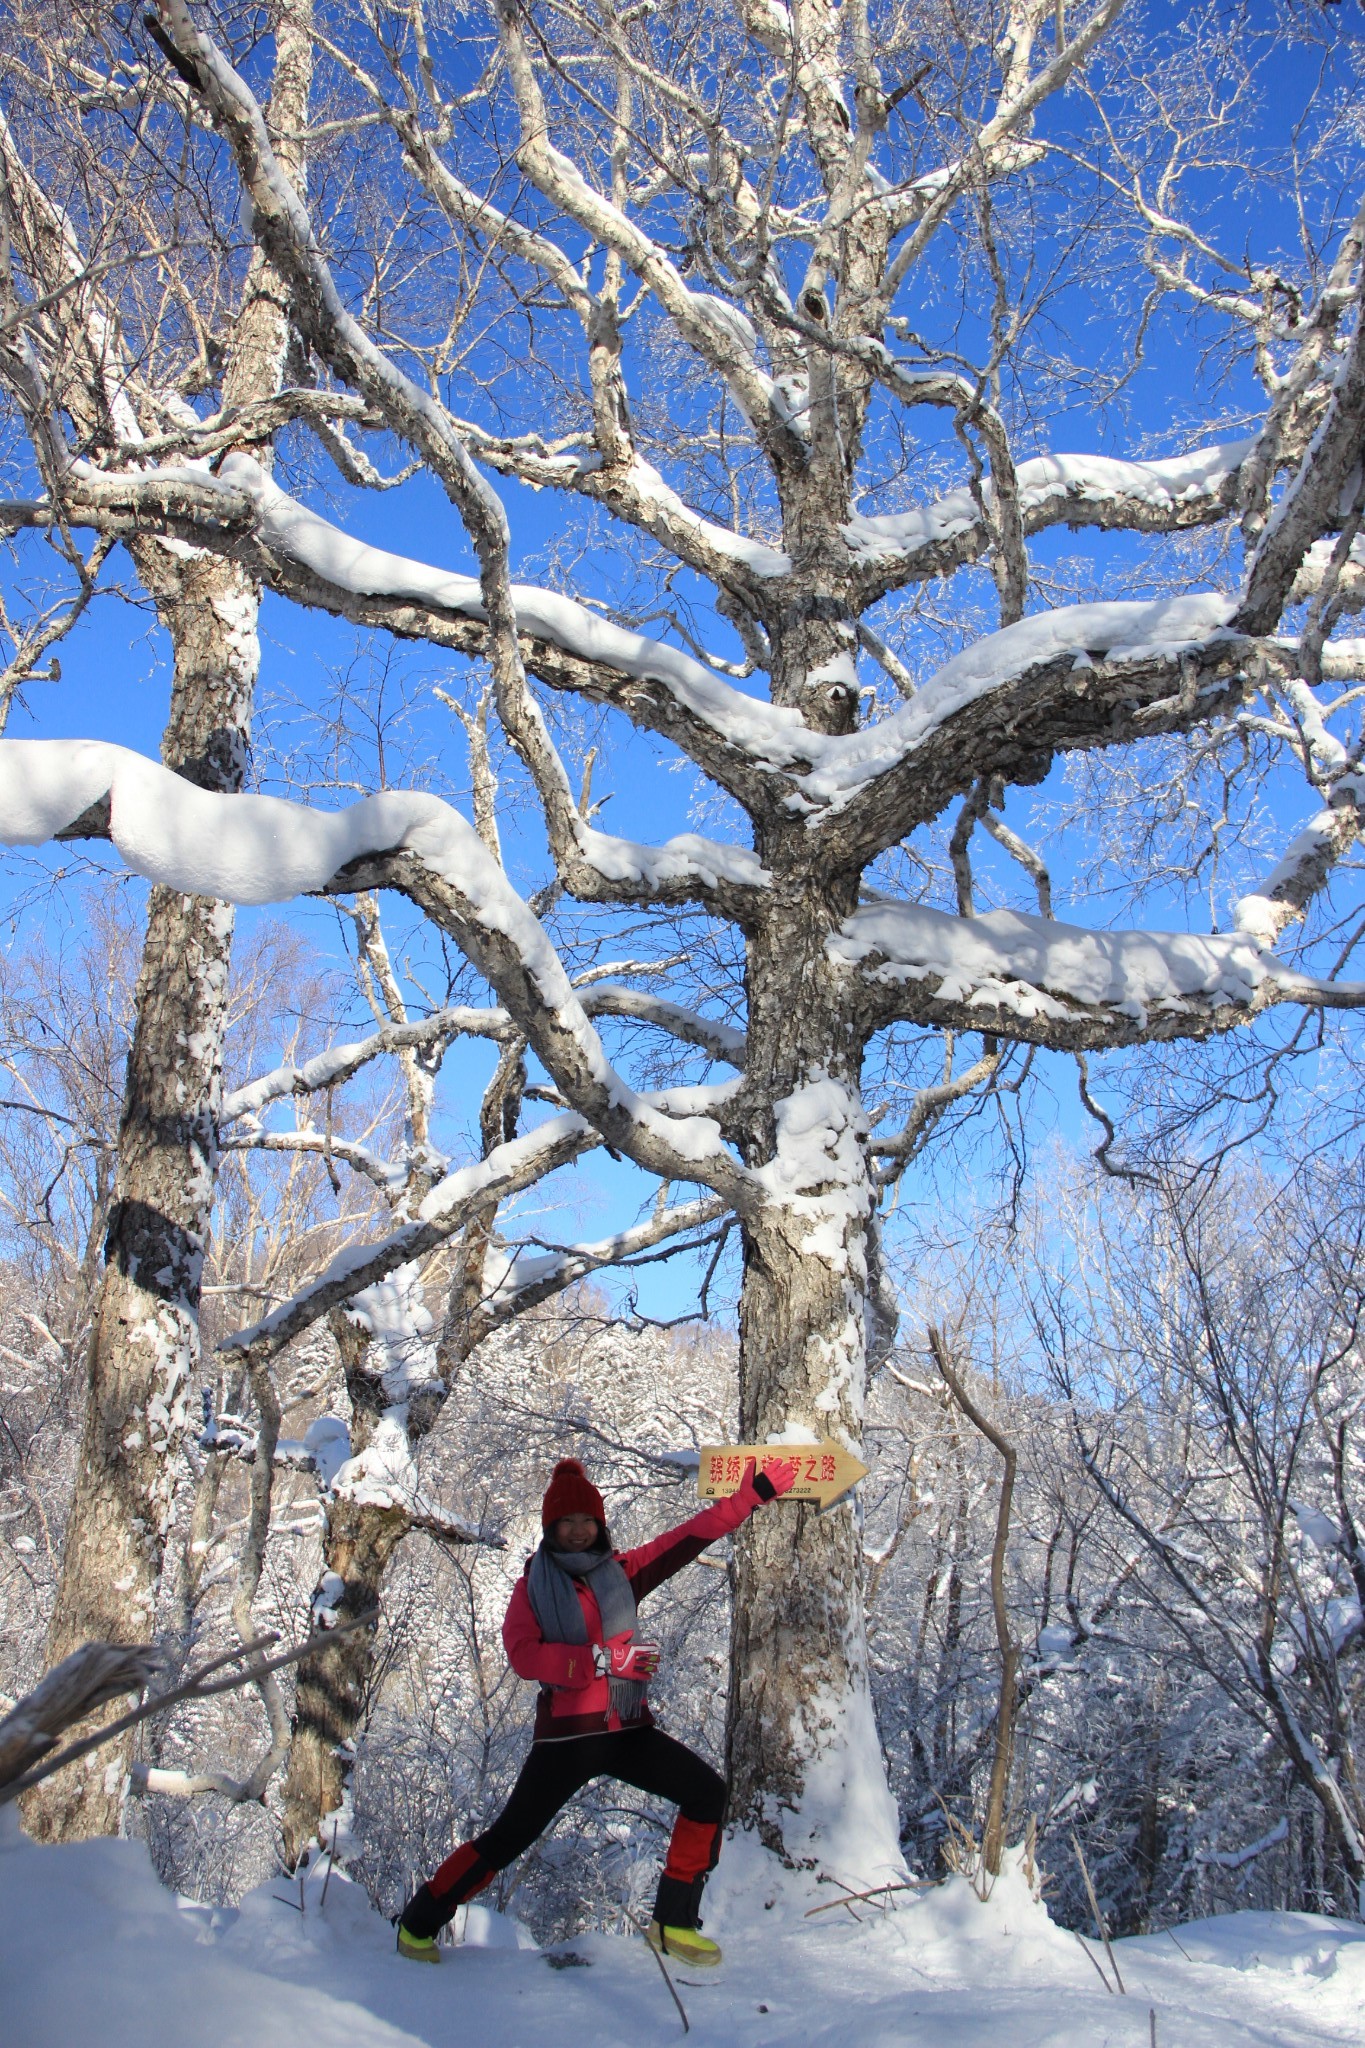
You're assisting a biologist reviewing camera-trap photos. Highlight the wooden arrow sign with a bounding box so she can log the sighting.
[696,1439,869,1510]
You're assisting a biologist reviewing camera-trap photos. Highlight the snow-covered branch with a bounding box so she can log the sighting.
[0,737,752,1199]
[218,1127,408,1196]
[221,1010,510,1124]
[1234,778,1365,950]
[150,1,505,541]
[836,897,1365,1052]
[815,595,1252,864]
[142,9,768,920]
[221,983,744,1133]
[220,1116,601,1368]
[844,439,1256,603]
[6,446,1282,864]
[1238,280,1365,636]
[871,1040,1002,1181]
[479,1195,730,1329]
[580,987,746,1068]
[876,0,1127,296]
[492,0,806,477]
[1230,661,1365,946]
[11,453,789,844]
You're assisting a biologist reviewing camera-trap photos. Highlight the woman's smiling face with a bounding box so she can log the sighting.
[553,1512,600,1552]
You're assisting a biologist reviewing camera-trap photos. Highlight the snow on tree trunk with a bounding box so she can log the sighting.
[729,1216,900,1877]
[280,1274,442,1868]
[25,555,255,1843]
[279,1493,408,1873]
[22,9,311,1840]
[726,900,901,1878]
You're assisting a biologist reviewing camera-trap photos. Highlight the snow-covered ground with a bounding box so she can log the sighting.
[3,1810,1361,2048]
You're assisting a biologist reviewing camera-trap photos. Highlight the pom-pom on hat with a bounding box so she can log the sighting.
[541,1458,606,1531]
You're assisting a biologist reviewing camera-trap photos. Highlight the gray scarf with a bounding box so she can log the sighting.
[526,1538,645,1722]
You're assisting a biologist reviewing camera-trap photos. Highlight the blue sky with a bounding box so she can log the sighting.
[3,4,1362,1324]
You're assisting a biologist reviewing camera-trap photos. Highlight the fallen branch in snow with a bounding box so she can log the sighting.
[803,1879,939,1915]
[0,1610,377,1806]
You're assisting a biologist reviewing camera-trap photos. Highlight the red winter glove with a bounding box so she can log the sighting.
[754,1453,802,1500]
[594,1636,661,1681]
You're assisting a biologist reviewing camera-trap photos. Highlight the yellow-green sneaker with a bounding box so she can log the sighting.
[396,1925,441,1964]
[647,1920,722,1967]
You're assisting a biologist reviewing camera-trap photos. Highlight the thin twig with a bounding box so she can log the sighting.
[804,1880,937,1916]
[1074,1930,1114,1993]
[1072,1832,1126,1993]
[816,1871,864,1918]
[0,1610,378,1805]
[320,1816,340,1909]
[628,1912,689,2034]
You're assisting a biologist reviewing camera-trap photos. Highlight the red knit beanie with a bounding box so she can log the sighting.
[541,1458,606,1531]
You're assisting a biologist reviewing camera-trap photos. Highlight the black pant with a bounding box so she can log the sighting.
[402,1727,726,1939]
[477,1728,725,1865]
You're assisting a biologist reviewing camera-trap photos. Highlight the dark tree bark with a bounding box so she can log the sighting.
[280,1492,408,1871]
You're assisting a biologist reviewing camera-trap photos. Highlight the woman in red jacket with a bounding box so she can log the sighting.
[395,1451,798,1968]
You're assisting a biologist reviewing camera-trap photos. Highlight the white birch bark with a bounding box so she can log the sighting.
[20,6,313,1842]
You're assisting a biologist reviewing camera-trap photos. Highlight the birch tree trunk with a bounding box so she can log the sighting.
[24,8,311,1842]
[24,560,256,1843]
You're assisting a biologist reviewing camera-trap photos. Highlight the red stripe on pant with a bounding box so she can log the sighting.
[429,1840,496,1904]
[663,1814,721,1883]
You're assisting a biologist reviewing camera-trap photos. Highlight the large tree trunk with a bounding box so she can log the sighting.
[725,885,901,1877]
[25,556,257,1842]
[25,9,312,1842]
